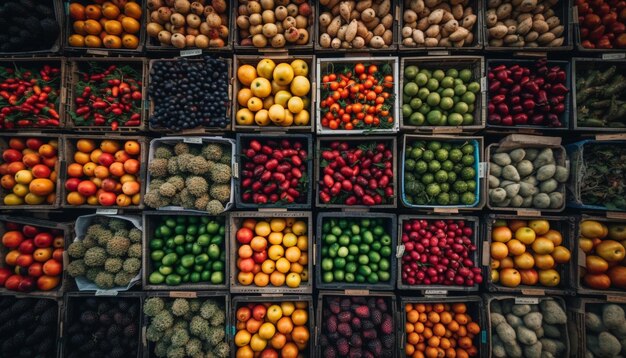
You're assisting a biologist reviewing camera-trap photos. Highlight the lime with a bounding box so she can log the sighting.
[426,110,443,125]
[440,97,454,110]
[454,78,464,87]
[433,69,445,81]
[427,92,441,106]
[418,103,431,115]
[462,91,476,104]
[414,160,428,173]
[410,97,423,110]
[358,255,369,265]
[454,84,467,96]
[421,173,434,185]
[402,104,413,117]
[428,160,441,173]
[409,112,425,126]
[345,273,355,282]
[453,181,468,193]
[463,113,474,125]
[449,149,463,162]
[403,94,411,103]
[405,65,419,79]
[468,81,480,93]
[441,76,454,88]
[427,141,442,151]
[404,82,419,96]
[379,258,390,271]
[415,73,428,86]
[426,183,441,196]
[405,159,416,172]
[339,235,350,246]
[461,167,476,180]
[418,87,430,100]
[459,69,472,83]
[435,170,448,183]
[462,143,474,154]
[435,148,449,161]
[346,262,357,273]
[462,154,475,166]
[422,150,434,161]
[454,102,469,114]
[442,88,455,98]
[323,272,333,283]
[448,112,463,125]
[437,192,450,205]
[446,68,459,78]
[441,160,454,171]
[461,192,476,205]
[426,78,439,91]
[334,270,345,281]
[410,147,423,159]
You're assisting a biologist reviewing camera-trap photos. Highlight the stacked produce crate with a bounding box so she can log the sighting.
[0,0,625,357]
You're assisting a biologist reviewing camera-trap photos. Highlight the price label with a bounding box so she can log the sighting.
[345,290,369,296]
[96,208,118,215]
[607,212,626,220]
[183,137,203,144]
[86,49,109,56]
[169,291,196,298]
[180,49,202,57]
[424,290,448,296]
[479,162,486,178]
[596,133,626,141]
[428,51,450,56]
[433,127,462,134]
[396,245,405,258]
[517,209,541,217]
[602,53,626,60]
[521,289,545,296]
[261,293,283,297]
[95,290,118,296]
[515,297,539,304]
[434,207,459,214]
[607,295,626,303]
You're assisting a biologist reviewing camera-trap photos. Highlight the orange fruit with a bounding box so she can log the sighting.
[291,326,309,345]
[84,19,102,35]
[122,34,139,49]
[103,35,122,49]
[85,35,103,47]
[291,309,307,326]
[124,2,142,19]
[68,34,85,47]
[109,162,125,177]
[121,17,140,34]
[77,139,96,152]
[85,5,102,20]
[66,192,86,205]
[100,140,120,153]
[104,20,123,35]
[102,2,120,19]
[124,141,140,155]
[74,151,91,165]
[69,3,86,20]
[29,179,54,196]
[73,21,87,35]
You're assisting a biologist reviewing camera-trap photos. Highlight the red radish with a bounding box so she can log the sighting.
[578,0,626,48]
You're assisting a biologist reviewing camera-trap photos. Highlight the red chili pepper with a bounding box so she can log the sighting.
[111,121,119,131]
[92,101,107,109]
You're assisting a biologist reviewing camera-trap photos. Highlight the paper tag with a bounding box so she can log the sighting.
[479,162,486,178]
[428,51,450,56]
[521,288,545,296]
[180,49,202,57]
[578,249,586,267]
[481,330,487,344]
[169,291,197,298]
[515,51,548,57]
[396,245,405,258]
[142,326,147,346]
[572,6,579,22]
[434,207,459,214]
[424,290,448,296]
[482,241,490,266]
[602,53,626,60]
[261,293,283,297]
[606,295,626,303]
[517,209,541,217]
[481,77,487,91]
[96,208,118,215]
[95,290,118,296]
[433,127,462,134]
[86,49,109,56]
[607,212,626,220]
[344,290,369,295]
[515,297,539,304]
[183,137,203,144]
[232,162,239,179]
[596,133,626,141]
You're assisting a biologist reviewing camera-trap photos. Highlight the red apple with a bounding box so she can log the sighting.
[28,262,44,277]
[26,138,43,151]
[31,164,51,179]
[65,178,81,192]
[77,180,97,196]
[34,232,53,248]
[252,250,268,264]
[4,275,22,290]
[18,239,35,254]
[2,149,22,163]
[2,230,24,248]
[236,227,254,244]
[17,276,35,292]
[22,225,39,237]
[98,191,117,206]
[101,178,118,192]
[53,236,64,248]
[98,153,115,167]
[253,304,267,321]
[52,248,64,261]
[16,254,34,268]
[0,268,12,285]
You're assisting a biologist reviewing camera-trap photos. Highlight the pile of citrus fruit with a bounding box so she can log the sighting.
[236,59,311,127]
[234,300,310,357]
[234,217,309,289]
[65,138,142,207]
[68,0,142,49]
[404,302,481,358]
[0,137,59,206]
[490,219,571,288]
